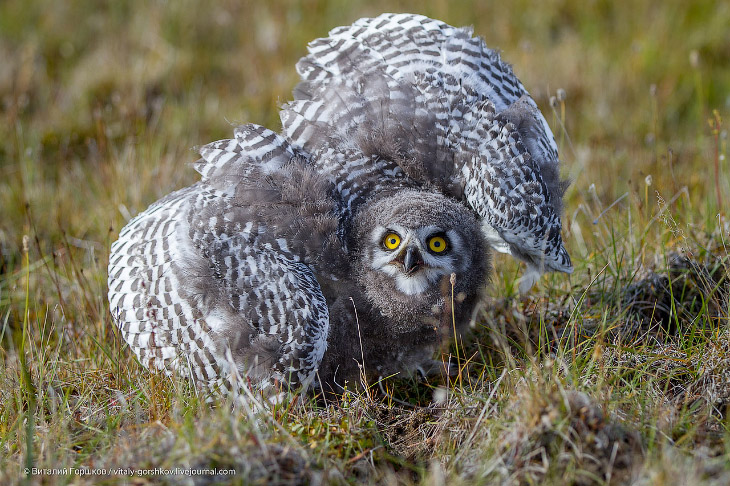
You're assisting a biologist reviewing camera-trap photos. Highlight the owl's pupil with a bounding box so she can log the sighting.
[390,238,396,244]
[433,241,441,247]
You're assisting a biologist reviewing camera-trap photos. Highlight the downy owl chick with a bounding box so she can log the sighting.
[108,13,571,402]
[314,189,489,392]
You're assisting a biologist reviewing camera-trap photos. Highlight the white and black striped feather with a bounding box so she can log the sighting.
[281,12,572,284]
[109,125,335,399]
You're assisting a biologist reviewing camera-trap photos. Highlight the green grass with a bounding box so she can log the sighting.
[1,0,729,484]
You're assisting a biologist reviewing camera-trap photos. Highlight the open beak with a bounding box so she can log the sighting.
[395,246,423,275]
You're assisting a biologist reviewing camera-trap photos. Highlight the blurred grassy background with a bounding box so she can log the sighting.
[1,0,729,484]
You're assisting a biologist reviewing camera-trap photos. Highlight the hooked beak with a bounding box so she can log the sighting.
[394,246,423,275]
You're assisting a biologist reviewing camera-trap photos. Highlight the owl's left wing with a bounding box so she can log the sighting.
[282,13,572,291]
[282,78,570,292]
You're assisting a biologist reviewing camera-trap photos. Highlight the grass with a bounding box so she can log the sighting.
[1,0,729,484]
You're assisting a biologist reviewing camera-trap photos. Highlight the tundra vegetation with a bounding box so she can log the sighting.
[0,1,728,484]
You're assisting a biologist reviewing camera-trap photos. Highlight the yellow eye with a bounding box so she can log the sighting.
[383,233,401,250]
[428,236,447,253]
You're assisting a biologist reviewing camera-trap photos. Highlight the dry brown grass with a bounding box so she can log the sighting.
[1,0,729,484]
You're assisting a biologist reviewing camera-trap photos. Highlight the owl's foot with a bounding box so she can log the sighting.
[416,357,458,383]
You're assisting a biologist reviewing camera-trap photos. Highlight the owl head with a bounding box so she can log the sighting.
[353,189,490,331]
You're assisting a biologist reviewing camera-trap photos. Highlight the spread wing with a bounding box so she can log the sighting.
[108,125,334,399]
[281,13,571,290]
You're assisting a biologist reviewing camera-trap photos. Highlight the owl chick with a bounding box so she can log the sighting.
[108,13,571,400]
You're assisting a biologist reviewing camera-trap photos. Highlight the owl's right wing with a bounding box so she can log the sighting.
[108,125,333,399]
